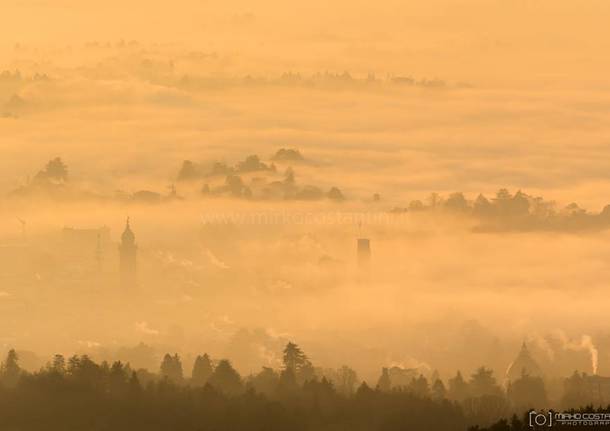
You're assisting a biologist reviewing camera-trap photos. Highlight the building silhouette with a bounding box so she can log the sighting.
[95,233,102,272]
[357,238,371,267]
[505,341,543,384]
[119,218,137,288]
[581,375,610,406]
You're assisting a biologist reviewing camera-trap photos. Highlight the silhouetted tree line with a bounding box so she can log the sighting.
[8,155,348,204]
[12,159,610,224]
[178,155,277,182]
[0,70,50,83]
[392,189,610,232]
[9,157,72,198]
[180,151,345,202]
[173,71,454,93]
[0,345,464,430]
[3,344,605,431]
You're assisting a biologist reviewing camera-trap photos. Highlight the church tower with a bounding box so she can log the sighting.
[95,232,102,272]
[357,238,371,267]
[119,218,137,288]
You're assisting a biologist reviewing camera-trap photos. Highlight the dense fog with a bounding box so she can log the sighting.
[2,0,610,396]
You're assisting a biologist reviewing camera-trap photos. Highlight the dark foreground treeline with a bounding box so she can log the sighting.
[0,364,467,431]
[0,345,603,431]
[1,347,466,431]
[0,377,468,431]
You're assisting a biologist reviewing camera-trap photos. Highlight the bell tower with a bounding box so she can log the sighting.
[119,217,137,288]
[357,238,371,267]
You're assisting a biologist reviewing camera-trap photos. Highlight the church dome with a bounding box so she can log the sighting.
[505,342,543,383]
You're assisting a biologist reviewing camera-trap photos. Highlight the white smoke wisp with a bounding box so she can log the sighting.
[257,344,283,368]
[530,334,555,362]
[388,356,432,375]
[206,249,230,269]
[78,340,101,349]
[135,321,161,336]
[580,335,599,375]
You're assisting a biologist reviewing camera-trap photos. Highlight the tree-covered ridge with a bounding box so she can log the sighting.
[0,346,605,431]
[392,188,610,232]
[9,156,610,232]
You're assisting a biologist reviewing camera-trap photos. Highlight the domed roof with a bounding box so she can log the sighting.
[506,342,543,383]
[121,218,135,244]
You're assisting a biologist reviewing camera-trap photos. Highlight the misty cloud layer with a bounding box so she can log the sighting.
[2,0,610,391]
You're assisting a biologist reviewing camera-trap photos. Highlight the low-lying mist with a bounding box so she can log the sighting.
[3,10,610,389]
